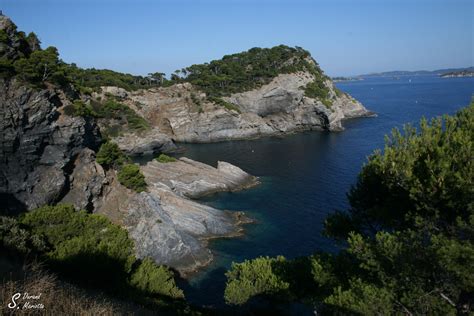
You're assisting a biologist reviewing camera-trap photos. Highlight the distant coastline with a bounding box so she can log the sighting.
[331,76,364,82]
[352,66,474,78]
[440,70,474,78]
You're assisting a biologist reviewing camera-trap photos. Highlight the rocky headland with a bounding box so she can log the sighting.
[0,15,373,274]
[96,68,374,155]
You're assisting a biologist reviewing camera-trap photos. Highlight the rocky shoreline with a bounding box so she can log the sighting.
[95,157,259,275]
[99,72,375,156]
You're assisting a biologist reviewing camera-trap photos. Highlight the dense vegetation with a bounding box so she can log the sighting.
[0,204,187,312]
[3,18,336,115]
[96,142,147,193]
[118,164,148,193]
[96,141,129,168]
[181,45,331,100]
[224,101,474,314]
[155,153,178,163]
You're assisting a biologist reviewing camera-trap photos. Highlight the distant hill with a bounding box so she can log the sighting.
[440,70,474,78]
[358,67,474,78]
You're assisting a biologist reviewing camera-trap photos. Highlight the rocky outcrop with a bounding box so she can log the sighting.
[112,128,177,156]
[0,79,101,213]
[101,69,373,152]
[95,158,256,274]
[141,157,259,198]
[60,148,107,211]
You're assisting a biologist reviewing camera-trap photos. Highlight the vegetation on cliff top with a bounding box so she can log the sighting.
[2,16,335,113]
[224,101,474,314]
[180,45,330,98]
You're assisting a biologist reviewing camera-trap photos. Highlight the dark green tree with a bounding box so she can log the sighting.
[13,46,61,83]
[96,141,128,168]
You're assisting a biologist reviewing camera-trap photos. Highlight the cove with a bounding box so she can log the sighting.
[175,75,474,307]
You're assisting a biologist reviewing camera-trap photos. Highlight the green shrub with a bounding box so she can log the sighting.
[208,97,241,113]
[93,99,149,132]
[64,100,97,117]
[224,256,290,305]
[118,164,147,192]
[155,154,177,163]
[20,204,136,286]
[130,258,184,299]
[16,204,185,304]
[303,80,331,107]
[0,57,15,78]
[0,216,47,254]
[96,141,128,168]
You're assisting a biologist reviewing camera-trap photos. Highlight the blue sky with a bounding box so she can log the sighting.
[2,0,473,76]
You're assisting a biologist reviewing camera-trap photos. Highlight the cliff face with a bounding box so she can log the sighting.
[0,79,102,213]
[102,67,372,151]
[0,15,259,274]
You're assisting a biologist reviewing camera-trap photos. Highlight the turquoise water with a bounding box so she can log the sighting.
[177,75,474,307]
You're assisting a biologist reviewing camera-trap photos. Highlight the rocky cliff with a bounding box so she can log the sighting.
[97,64,373,153]
[0,15,373,274]
[0,15,257,274]
[95,158,257,274]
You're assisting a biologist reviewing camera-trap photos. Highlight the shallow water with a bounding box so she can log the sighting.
[174,75,474,307]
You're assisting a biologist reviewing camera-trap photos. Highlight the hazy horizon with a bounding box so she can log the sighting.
[2,0,473,77]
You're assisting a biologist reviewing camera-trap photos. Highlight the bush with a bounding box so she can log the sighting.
[117,164,147,192]
[96,141,128,168]
[155,154,177,163]
[303,80,332,107]
[13,204,186,308]
[208,96,241,113]
[93,99,149,132]
[63,100,97,117]
[0,216,47,254]
[130,258,184,299]
[224,256,290,305]
[20,204,136,286]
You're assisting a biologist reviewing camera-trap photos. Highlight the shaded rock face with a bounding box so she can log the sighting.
[60,148,107,212]
[0,79,101,213]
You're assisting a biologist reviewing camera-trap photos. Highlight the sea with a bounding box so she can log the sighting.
[173,75,474,307]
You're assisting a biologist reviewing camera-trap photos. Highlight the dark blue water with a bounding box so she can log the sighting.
[178,75,474,307]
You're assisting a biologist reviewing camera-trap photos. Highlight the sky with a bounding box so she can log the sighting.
[1,0,473,77]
